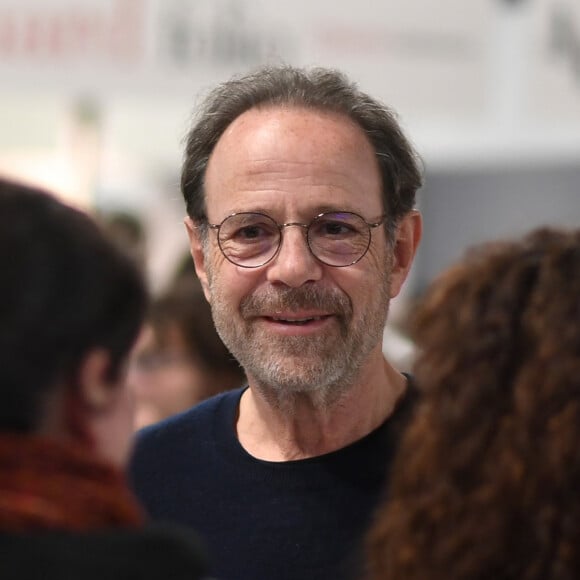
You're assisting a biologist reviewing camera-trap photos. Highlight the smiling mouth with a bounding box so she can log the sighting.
[268,315,331,325]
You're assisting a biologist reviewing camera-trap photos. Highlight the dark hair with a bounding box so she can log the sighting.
[367,227,580,580]
[181,65,423,238]
[100,210,147,270]
[149,277,245,397]
[0,179,148,432]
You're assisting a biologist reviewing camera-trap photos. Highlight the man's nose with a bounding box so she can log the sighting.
[265,224,323,287]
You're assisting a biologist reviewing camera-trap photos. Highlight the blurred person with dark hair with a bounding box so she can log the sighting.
[129,276,246,430]
[366,227,580,580]
[130,64,422,580]
[100,209,148,271]
[172,247,200,284]
[0,178,208,579]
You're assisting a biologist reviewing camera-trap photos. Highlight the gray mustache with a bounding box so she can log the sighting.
[240,286,351,318]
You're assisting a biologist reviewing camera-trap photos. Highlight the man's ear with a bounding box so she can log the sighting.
[75,348,135,467]
[389,210,423,299]
[184,216,211,301]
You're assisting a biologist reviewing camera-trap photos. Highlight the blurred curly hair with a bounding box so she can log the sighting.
[367,227,580,580]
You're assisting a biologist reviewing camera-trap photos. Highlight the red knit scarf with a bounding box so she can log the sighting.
[0,434,145,532]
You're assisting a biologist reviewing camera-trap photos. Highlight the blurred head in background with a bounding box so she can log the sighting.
[128,275,245,430]
[99,209,148,273]
[0,178,148,466]
[367,226,580,580]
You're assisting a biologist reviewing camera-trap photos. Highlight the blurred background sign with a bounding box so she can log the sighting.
[1,1,578,112]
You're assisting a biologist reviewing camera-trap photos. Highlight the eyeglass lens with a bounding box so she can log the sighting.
[217,212,373,267]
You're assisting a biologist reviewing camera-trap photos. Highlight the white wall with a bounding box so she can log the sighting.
[415,162,580,293]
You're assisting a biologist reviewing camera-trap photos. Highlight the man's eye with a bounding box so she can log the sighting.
[325,222,348,235]
[315,221,357,237]
[238,226,262,239]
[231,224,276,242]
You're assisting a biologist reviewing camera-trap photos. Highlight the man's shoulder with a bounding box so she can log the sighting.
[129,387,246,517]
[135,386,245,447]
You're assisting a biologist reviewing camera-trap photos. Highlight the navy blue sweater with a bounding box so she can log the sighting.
[129,384,416,580]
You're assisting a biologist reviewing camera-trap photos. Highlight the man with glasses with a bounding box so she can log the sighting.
[130,65,423,580]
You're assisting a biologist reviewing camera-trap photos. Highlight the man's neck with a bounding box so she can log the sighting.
[235,356,408,462]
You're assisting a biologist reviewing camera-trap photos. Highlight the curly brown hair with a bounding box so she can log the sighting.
[366,227,580,580]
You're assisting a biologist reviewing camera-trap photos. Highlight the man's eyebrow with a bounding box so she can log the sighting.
[308,206,373,219]
[221,205,363,220]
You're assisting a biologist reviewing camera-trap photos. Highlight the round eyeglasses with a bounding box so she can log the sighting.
[206,211,386,268]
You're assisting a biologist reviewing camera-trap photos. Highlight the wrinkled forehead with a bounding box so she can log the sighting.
[204,106,383,219]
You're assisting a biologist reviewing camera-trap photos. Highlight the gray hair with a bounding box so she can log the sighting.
[181,65,423,240]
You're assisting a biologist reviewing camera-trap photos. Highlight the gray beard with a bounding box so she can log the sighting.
[208,276,391,411]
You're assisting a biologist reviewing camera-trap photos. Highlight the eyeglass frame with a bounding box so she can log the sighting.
[201,210,387,268]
